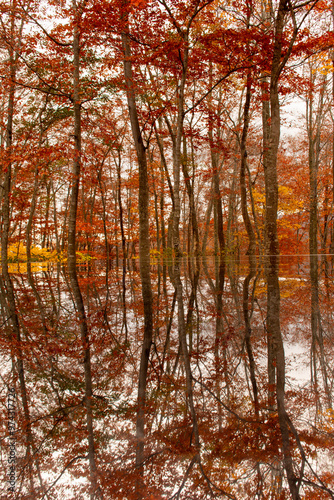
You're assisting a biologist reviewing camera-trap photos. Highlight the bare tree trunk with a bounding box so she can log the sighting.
[240,76,256,256]
[67,4,81,269]
[330,2,334,260]
[27,104,49,261]
[51,180,61,254]
[42,180,51,248]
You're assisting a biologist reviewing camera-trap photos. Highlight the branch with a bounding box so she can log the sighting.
[192,376,258,423]
[21,6,72,47]
[168,454,198,499]
[184,64,251,116]
[40,455,88,499]
[198,458,237,500]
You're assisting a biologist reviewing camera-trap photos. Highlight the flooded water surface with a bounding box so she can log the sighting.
[1,256,333,499]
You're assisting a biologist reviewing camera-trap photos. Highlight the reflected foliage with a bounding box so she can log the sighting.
[1,257,334,499]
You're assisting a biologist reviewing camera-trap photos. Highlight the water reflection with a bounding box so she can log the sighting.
[1,256,333,499]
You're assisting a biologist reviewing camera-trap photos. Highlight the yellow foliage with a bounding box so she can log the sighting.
[0,243,66,273]
[252,189,265,215]
[278,185,303,214]
[321,408,334,433]
[150,249,162,257]
[75,252,96,263]
[6,243,64,263]
[8,262,50,274]
[3,243,95,268]
[279,278,306,298]
[252,186,303,215]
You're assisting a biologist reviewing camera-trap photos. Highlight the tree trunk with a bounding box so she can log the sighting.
[239,75,259,416]
[67,4,101,497]
[0,11,39,493]
[121,5,153,484]
[263,1,301,497]
[67,5,81,268]
[307,72,332,407]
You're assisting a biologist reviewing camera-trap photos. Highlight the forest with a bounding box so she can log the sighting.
[1,0,334,498]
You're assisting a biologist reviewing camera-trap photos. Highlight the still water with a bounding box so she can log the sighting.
[1,256,333,499]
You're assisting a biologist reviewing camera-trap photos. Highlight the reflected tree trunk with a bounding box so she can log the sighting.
[68,266,100,498]
[116,149,128,342]
[0,273,42,496]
